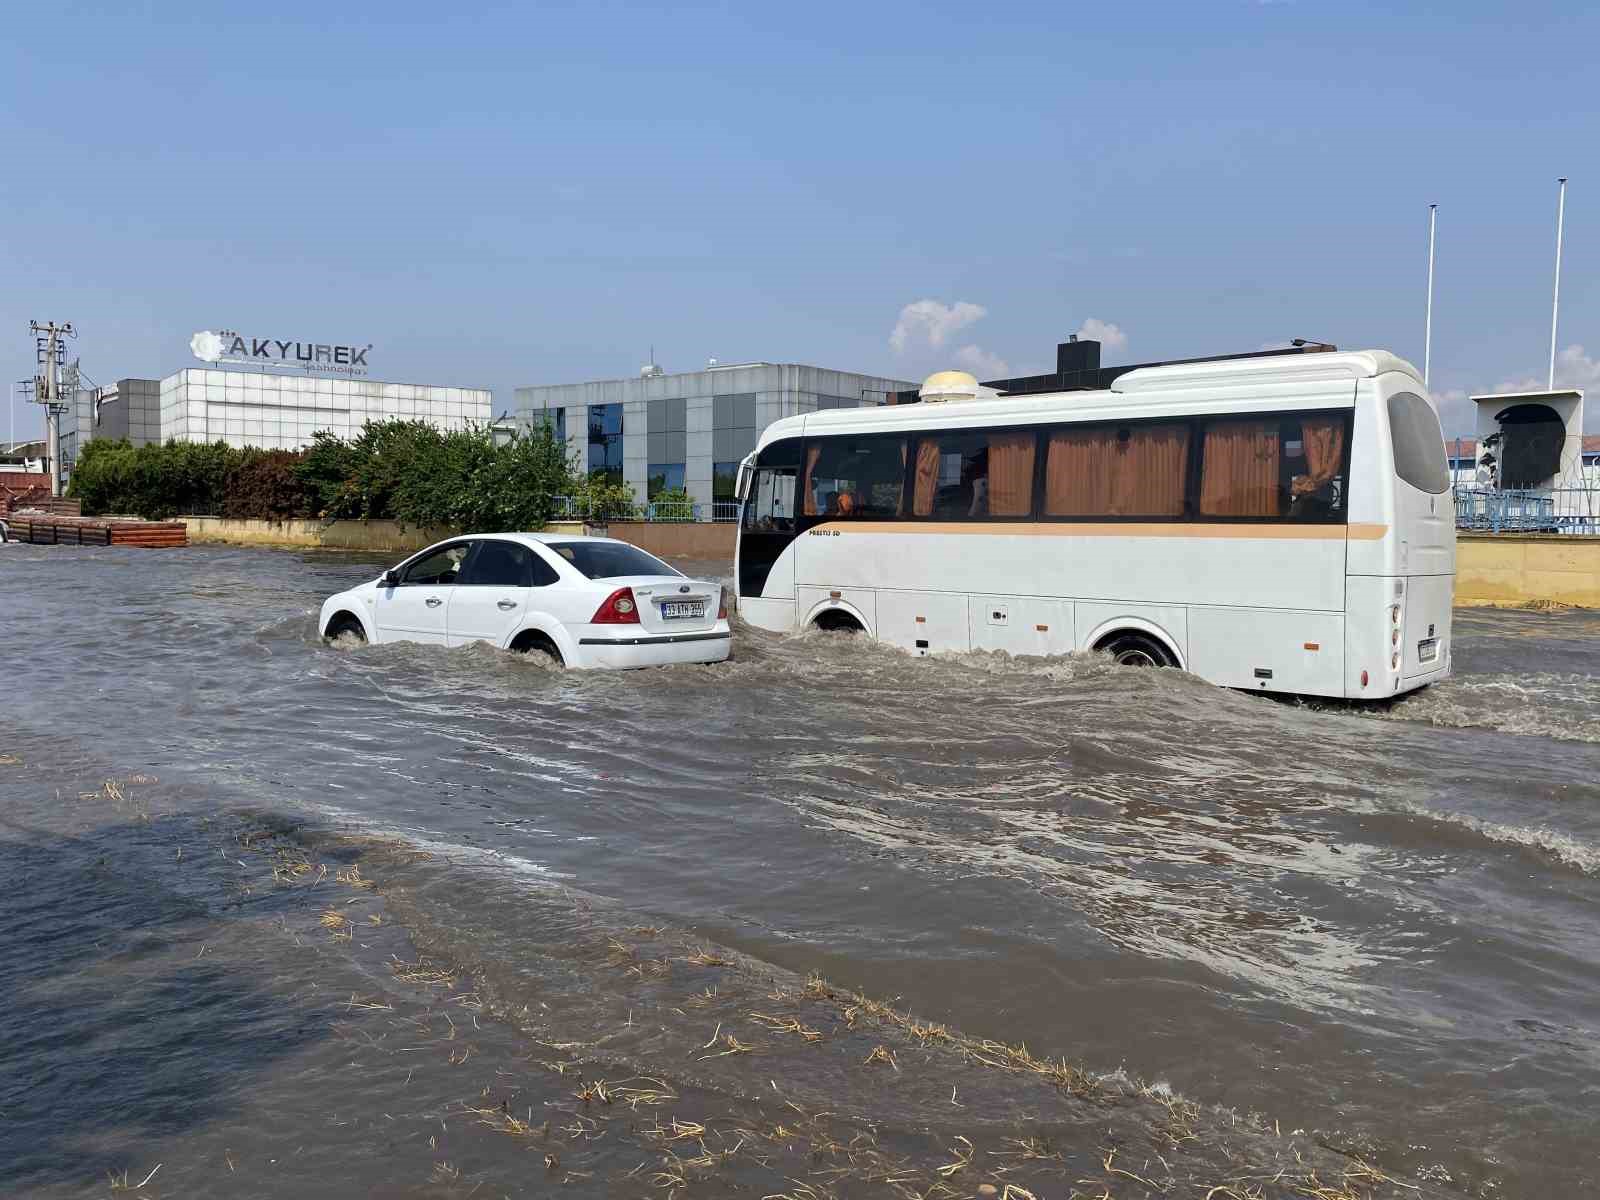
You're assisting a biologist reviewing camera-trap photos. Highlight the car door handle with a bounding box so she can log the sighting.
[425,597,443,608]
[497,599,518,610]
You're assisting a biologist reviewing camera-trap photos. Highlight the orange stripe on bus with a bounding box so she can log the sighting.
[812,521,1388,541]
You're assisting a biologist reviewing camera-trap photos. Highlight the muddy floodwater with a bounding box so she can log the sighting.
[3,543,1598,1198]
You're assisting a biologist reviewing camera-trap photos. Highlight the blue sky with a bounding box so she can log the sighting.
[3,0,1596,441]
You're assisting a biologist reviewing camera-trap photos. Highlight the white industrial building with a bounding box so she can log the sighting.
[157,369,491,450]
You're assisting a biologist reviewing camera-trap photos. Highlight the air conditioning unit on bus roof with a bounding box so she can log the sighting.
[919,370,1002,403]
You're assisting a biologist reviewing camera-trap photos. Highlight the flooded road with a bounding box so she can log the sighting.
[3,544,1598,1197]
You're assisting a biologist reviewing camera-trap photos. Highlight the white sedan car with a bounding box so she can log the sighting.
[319,533,731,669]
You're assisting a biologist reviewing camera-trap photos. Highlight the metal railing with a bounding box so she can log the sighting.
[1455,486,1600,535]
[552,496,743,524]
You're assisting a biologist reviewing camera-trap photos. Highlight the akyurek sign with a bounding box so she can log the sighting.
[190,329,373,376]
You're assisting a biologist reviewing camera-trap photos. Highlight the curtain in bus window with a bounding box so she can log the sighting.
[1044,424,1189,516]
[801,443,822,516]
[898,442,907,515]
[987,432,1035,516]
[912,439,942,516]
[1293,416,1345,498]
[1200,419,1281,517]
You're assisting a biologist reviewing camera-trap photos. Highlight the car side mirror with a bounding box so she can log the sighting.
[381,569,401,588]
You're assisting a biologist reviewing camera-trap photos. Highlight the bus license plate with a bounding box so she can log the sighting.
[662,601,705,620]
[1418,637,1439,663]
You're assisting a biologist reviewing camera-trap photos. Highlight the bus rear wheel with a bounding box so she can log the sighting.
[1099,631,1175,668]
[813,609,864,634]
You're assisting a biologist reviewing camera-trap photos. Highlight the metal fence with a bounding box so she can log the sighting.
[1455,486,1600,535]
[552,496,741,524]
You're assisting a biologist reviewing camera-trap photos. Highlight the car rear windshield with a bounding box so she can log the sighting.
[546,541,681,579]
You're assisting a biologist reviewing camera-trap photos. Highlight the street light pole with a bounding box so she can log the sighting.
[1549,177,1567,391]
[1424,203,1437,386]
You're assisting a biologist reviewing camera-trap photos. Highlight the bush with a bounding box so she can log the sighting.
[69,438,236,519]
[648,487,695,521]
[222,450,315,520]
[570,472,640,521]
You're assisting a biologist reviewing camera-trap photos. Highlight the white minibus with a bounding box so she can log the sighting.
[735,349,1454,699]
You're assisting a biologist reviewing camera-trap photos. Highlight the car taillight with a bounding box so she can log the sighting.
[591,587,640,624]
[717,591,728,621]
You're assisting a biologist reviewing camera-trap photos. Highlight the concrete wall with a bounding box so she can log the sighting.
[1457,534,1600,607]
[183,517,456,554]
[601,521,736,561]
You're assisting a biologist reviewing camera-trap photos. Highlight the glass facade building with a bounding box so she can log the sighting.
[515,362,918,518]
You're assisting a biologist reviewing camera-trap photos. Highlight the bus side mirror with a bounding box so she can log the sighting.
[735,454,757,501]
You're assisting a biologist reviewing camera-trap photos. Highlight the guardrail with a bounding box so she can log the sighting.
[1455,487,1600,535]
[553,497,742,524]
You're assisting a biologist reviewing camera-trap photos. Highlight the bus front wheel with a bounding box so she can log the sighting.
[1098,631,1175,668]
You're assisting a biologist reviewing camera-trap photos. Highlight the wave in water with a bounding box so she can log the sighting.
[1390,797,1600,876]
[1374,672,1600,744]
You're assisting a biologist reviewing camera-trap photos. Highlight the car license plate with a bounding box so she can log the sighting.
[1418,637,1439,663]
[662,601,705,620]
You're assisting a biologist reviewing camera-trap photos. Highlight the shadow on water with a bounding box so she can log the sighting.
[0,813,326,1193]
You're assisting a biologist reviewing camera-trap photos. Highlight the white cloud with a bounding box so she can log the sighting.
[953,344,1010,378]
[1076,318,1127,352]
[1432,388,1475,439]
[1495,344,1600,396]
[890,299,988,354]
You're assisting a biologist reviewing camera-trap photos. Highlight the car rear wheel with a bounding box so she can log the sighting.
[512,630,565,666]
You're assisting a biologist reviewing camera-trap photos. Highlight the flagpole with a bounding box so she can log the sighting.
[1424,203,1437,386]
[1549,177,1567,390]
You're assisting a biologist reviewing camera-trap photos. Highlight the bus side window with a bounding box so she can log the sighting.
[1198,414,1348,521]
[802,436,906,519]
[742,467,796,532]
[1286,415,1347,519]
[907,431,1035,518]
[1199,418,1282,518]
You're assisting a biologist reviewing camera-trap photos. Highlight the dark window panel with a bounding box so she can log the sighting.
[647,462,686,498]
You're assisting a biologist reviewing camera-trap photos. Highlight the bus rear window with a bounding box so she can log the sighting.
[1387,392,1450,494]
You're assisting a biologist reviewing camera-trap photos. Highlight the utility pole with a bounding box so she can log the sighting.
[29,319,74,497]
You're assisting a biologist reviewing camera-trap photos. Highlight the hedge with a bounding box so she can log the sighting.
[69,420,576,530]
